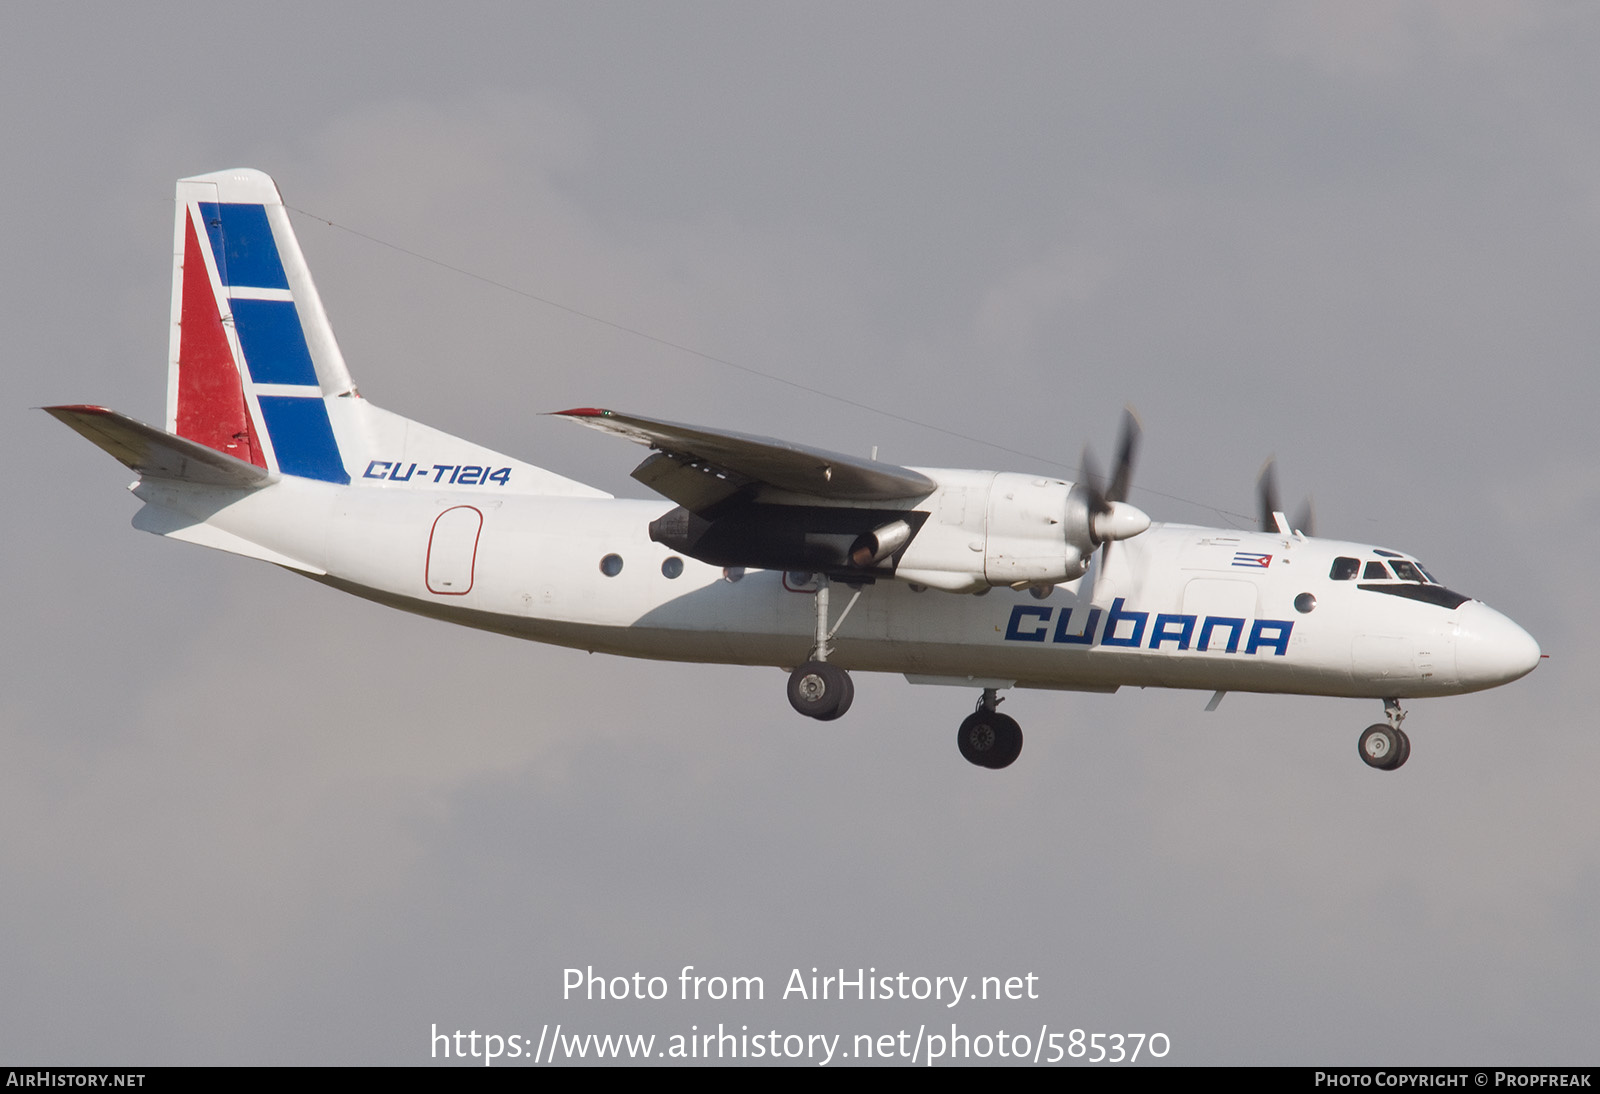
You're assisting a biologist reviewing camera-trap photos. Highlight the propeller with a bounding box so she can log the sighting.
[1077,408,1150,583]
[1257,459,1314,537]
[1294,497,1316,539]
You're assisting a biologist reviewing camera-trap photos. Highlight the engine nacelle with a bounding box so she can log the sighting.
[982,473,1092,586]
[648,469,1149,592]
[894,470,1150,591]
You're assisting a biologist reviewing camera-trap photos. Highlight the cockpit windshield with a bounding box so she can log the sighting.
[1347,554,1470,608]
[1388,560,1425,583]
[1332,552,1468,606]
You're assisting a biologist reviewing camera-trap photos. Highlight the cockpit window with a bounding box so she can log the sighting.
[1388,560,1425,583]
[1330,557,1360,581]
[1363,561,1390,580]
[1417,564,1439,584]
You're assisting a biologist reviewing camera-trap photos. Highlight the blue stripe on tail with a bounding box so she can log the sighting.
[232,300,318,386]
[198,202,289,289]
[257,397,349,484]
[196,200,348,484]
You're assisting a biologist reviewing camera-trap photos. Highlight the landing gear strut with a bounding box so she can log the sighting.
[1358,698,1411,771]
[786,576,860,721]
[957,688,1023,769]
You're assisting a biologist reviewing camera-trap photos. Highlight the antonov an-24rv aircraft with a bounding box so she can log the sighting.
[48,169,1541,771]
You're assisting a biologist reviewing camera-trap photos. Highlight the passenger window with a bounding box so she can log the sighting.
[1363,561,1390,580]
[1330,557,1360,581]
[1389,560,1424,582]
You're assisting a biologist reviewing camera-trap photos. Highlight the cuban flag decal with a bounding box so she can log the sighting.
[1232,552,1273,569]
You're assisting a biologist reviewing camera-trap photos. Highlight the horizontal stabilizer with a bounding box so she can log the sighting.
[44,405,273,488]
[554,407,935,507]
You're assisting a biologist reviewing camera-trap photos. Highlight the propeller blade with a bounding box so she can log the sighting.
[1082,408,1149,560]
[1294,496,1315,538]
[1107,407,1141,503]
[1257,459,1281,534]
[1075,407,1149,589]
[1079,445,1109,514]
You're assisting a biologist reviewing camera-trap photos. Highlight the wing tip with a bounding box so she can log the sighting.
[551,407,612,418]
[41,404,114,416]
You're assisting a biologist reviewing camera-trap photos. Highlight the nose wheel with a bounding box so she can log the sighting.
[1358,699,1411,770]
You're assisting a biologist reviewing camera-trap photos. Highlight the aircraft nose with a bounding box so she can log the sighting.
[1454,602,1541,690]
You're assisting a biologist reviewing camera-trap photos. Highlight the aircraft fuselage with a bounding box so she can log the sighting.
[132,473,1538,702]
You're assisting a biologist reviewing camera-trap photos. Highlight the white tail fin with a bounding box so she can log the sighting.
[167,168,353,482]
[163,169,606,497]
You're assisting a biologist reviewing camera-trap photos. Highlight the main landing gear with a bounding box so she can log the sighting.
[1358,698,1411,771]
[782,579,1024,769]
[786,576,859,722]
[787,661,853,720]
[956,688,1023,769]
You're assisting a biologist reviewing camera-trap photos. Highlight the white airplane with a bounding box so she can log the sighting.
[47,168,1541,771]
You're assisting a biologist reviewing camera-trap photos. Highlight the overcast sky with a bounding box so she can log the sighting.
[4,1,1597,1066]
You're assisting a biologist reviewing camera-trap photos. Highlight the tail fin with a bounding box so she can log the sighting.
[162,169,607,498]
[168,168,353,484]
[53,168,605,501]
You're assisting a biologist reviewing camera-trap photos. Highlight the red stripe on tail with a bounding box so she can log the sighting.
[174,212,265,467]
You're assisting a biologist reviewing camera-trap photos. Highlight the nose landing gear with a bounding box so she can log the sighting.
[1358,698,1411,770]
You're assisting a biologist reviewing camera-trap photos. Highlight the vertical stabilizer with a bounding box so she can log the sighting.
[158,168,606,498]
[167,169,353,484]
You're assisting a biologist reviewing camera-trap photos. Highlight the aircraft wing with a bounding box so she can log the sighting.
[554,408,935,511]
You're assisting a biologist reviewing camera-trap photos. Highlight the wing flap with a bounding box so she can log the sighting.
[631,450,753,511]
[44,405,273,488]
[555,408,935,506]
